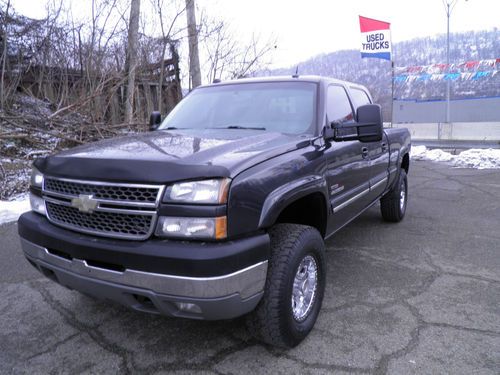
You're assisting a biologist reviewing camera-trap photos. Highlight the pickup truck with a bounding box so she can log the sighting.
[18,76,411,348]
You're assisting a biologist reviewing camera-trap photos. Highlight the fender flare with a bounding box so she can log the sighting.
[258,175,330,229]
[399,144,411,167]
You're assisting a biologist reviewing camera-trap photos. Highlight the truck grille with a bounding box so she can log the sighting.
[46,202,154,238]
[42,177,164,240]
[44,178,159,204]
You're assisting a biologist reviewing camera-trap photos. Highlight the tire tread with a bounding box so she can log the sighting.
[381,169,407,222]
[247,223,325,347]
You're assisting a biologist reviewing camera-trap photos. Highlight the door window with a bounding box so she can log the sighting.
[326,85,354,124]
[350,88,371,107]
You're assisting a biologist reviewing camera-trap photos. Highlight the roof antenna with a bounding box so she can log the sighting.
[292,66,299,78]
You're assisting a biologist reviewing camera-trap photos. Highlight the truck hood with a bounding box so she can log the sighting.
[34,129,311,183]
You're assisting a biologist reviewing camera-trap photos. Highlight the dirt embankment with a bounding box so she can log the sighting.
[1,94,146,200]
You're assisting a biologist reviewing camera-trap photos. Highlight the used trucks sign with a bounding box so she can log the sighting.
[359,16,392,61]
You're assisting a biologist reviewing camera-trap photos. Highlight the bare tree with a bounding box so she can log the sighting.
[230,33,277,79]
[1,0,276,130]
[0,0,11,110]
[125,0,140,123]
[200,17,277,82]
[185,0,201,89]
[150,0,185,113]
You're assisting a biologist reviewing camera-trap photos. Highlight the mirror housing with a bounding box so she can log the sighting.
[322,126,335,140]
[149,111,162,131]
[355,104,383,142]
[327,104,383,143]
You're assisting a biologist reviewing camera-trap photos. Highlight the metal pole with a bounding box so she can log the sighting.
[446,3,450,123]
[391,60,395,128]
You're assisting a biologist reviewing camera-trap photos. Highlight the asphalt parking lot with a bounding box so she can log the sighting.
[1,160,499,374]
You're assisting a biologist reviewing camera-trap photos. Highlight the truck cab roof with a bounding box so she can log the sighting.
[201,75,369,92]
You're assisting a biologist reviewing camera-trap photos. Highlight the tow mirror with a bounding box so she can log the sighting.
[322,126,335,140]
[149,111,162,131]
[355,104,383,142]
[327,104,383,143]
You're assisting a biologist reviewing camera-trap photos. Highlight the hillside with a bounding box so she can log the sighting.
[264,29,500,120]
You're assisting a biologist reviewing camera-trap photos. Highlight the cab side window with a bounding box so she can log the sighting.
[327,85,354,124]
[350,87,371,108]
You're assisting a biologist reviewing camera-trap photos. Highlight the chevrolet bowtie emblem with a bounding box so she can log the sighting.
[71,194,98,213]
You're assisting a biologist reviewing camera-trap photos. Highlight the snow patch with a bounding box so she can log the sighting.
[411,146,500,169]
[0,194,31,225]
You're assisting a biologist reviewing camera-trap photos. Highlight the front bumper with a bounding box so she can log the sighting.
[18,212,270,320]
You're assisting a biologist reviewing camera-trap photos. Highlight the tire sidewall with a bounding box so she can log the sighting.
[398,170,408,219]
[281,230,326,344]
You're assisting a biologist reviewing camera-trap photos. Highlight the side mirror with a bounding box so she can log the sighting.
[328,104,383,143]
[356,104,383,142]
[149,111,162,131]
[322,126,335,140]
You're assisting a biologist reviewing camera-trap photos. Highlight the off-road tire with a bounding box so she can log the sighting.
[246,223,326,348]
[380,169,408,222]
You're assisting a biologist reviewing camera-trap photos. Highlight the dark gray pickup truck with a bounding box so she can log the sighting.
[18,76,410,348]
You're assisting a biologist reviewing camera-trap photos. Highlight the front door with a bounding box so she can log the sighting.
[324,85,372,234]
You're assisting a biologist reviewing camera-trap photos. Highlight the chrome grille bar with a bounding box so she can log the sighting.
[42,176,164,240]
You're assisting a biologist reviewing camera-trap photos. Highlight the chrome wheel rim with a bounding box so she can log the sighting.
[292,255,318,322]
[399,179,406,213]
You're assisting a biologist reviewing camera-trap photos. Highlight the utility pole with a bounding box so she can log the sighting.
[185,0,201,89]
[125,0,140,124]
[444,1,453,123]
[443,0,467,123]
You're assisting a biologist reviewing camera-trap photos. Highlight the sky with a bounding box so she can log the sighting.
[9,0,500,69]
[205,0,500,67]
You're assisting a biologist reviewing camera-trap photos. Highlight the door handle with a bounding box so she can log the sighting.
[361,147,369,158]
[381,142,388,152]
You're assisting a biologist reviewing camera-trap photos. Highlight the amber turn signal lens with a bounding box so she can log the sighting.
[218,179,231,204]
[215,216,227,239]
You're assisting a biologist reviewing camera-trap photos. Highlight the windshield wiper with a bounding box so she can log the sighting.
[211,125,266,130]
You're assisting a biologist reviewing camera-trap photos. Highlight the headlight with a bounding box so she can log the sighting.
[29,193,46,215]
[156,216,227,240]
[165,179,230,204]
[30,167,44,188]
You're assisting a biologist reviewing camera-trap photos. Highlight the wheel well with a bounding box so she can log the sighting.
[275,193,327,237]
[401,153,410,174]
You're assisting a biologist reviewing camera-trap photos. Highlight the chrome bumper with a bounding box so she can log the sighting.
[21,238,268,300]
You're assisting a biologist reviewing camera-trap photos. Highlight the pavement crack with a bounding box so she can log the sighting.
[322,300,401,314]
[129,339,255,373]
[422,247,500,284]
[373,301,423,375]
[266,346,372,374]
[30,280,134,374]
[443,271,500,284]
[420,247,443,274]
[26,332,80,361]
[422,321,500,336]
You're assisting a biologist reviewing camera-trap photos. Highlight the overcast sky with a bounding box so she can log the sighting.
[10,0,500,68]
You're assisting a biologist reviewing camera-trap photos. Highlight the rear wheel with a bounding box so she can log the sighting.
[380,169,408,222]
[247,224,326,348]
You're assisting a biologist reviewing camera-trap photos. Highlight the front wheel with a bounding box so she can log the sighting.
[246,224,326,348]
[380,169,408,222]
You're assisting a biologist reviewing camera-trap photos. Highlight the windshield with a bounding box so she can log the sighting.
[159,81,317,134]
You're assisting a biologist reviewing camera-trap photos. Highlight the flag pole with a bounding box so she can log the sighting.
[391,60,395,128]
[390,23,394,128]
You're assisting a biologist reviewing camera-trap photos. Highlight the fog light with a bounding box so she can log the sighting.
[175,302,202,314]
[30,193,46,215]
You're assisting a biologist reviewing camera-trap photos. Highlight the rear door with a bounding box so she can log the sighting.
[324,84,373,233]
